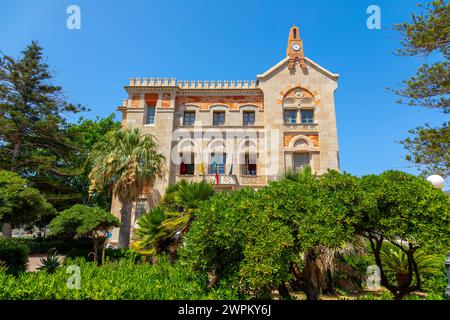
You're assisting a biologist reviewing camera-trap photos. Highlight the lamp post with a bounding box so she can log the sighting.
[426,174,450,297]
[446,254,450,297]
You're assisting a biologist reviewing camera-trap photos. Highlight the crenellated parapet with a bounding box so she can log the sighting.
[128,78,257,89]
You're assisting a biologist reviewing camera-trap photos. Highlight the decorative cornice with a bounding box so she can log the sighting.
[126,78,257,90]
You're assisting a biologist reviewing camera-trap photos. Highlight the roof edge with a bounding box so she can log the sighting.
[256,56,339,80]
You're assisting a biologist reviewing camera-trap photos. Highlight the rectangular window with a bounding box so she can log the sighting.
[208,153,226,174]
[284,110,297,124]
[146,106,156,124]
[243,111,255,126]
[241,153,257,176]
[183,111,196,126]
[301,110,314,124]
[293,153,310,172]
[180,153,195,175]
[213,111,225,126]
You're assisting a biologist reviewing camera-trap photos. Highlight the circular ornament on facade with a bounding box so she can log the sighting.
[294,89,304,99]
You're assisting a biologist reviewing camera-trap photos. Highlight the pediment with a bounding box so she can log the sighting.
[256,56,339,81]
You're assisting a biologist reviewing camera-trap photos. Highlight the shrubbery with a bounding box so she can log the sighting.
[48,204,119,262]
[0,238,30,275]
[103,248,142,263]
[0,256,240,300]
[183,170,450,300]
[182,176,358,298]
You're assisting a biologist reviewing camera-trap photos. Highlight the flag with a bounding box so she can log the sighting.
[180,161,186,175]
[213,160,219,185]
[228,153,233,175]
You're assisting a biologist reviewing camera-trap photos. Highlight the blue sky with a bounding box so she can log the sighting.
[0,0,447,182]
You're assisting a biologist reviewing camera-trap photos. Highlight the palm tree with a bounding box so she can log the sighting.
[133,206,171,256]
[380,243,440,288]
[133,180,214,261]
[161,180,215,234]
[88,128,165,248]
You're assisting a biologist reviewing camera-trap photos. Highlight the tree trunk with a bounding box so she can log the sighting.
[118,202,132,248]
[11,133,23,173]
[2,223,12,238]
[303,251,321,300]
[3,134,23,238]
[102,236,108,264]
[92,238,98,263]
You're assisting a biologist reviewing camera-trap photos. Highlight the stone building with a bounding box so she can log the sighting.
[110,26,340,242]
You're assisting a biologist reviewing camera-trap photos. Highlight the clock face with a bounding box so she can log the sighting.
[292,43,301,52]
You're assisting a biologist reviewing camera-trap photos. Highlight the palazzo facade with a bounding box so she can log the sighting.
[110,26,340,241]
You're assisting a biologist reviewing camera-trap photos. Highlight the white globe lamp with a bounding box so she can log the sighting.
[427,174,449,297]
[426,175,445,190]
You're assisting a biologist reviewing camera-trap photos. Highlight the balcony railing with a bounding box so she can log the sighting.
[176,174,268,186]
[176,174,237,185]
[283,123,318,132]
[237,175,267,186]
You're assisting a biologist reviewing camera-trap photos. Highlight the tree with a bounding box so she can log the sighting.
[392,1,450,175]
[133,180,215,262]
[393,0,449,112]
[357,170,450,300]
[401,121,450,176]
[48,204,119,262]
[160,180,214,238]
[133,206,172,258]
[0,170,56,237]
[66,114,121,209]
[0,41,86,234]
[184,171,357,299]
[380,243,440,288]
[88,128,165,248]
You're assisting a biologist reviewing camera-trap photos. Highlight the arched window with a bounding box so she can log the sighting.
[238,139,258,176]
[207,140,226,174]
[177,140,197,175]
[293,138,309,148]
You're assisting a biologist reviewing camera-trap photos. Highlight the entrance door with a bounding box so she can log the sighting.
[293,153,310,172]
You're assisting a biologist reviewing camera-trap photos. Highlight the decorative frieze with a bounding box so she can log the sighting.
[283,123,318,132]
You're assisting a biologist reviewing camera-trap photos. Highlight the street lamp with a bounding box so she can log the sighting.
[427,174,450,297]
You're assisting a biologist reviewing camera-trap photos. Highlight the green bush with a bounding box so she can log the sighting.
[0,256,240,300]
[0,238,30,275]
[183,174,359,298]
[420,254,449,299]
[103,248,142,263]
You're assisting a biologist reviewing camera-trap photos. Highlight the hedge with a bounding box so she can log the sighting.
[0,257,240,300]
[0,238,30,275]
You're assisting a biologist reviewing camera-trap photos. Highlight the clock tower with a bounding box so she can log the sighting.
[286,25,306,71]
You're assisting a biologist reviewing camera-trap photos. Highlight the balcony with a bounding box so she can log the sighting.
[176,174,238,185]
[237,175,267,186]
[176,174,267,187]
[283,123,318,132]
